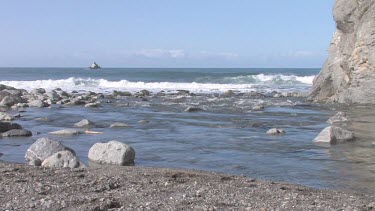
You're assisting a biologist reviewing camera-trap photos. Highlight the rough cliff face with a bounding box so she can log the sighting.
[309,0,375,104]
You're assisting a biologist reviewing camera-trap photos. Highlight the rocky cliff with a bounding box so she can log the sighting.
[309,0,375,104]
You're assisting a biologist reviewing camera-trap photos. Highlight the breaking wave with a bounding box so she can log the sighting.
[0,74,315,93]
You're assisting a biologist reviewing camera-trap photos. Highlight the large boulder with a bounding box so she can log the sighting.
[41,150,85,168]
[309,1,375,104]
[313,126,355,144]
[88,141,135,166]
[25,137,74,166]
[1,129,32,137]
[0,122,22,133]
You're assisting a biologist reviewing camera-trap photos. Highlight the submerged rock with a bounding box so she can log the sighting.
[25,137,74,166]
[138,120,149,124]
[327,112,350,124]
[49,129,83,136]
[41,150,85,169]
[74,119,95,128]
[1,129,32,137]
[266,128,286,135]
[109,122,131,128]
[88,140,135,166]
[313,126,355,144]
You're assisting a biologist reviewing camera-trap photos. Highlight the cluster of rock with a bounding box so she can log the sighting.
[0,85,107,108]
[313,112,355,144]
[25,138,135,169]
[309,0,375,104]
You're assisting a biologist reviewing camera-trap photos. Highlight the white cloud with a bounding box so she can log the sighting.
[135,49,186,59]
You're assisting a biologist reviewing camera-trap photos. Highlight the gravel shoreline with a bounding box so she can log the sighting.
[1,162,374,210]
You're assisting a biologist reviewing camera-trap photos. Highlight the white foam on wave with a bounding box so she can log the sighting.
[218,74,315,85]
[0,74,315,94]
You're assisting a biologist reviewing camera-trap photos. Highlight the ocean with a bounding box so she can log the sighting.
[0,67,374,193]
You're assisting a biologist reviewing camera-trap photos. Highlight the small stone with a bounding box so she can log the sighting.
[138,120,149,124]
[185,106,203,112]
[266,128,285,135]
[109,123,131,128]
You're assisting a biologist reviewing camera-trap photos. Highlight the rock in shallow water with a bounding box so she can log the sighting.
[88,141,135,166]
[41,150,85,169]
[266,128,286,135]
[74,119,95,128]
[0,122,22,133]
[313,126,355,144]
[25,137,75,166]
[185,106,203,112]
[1,129,32,137]
[49,129,83,136]
[327,112,350,124]
[109,123,131,128]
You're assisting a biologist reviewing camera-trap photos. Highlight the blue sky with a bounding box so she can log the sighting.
[0,0,335,68]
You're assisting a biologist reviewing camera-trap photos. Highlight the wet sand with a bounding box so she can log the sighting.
[0,162,374,210]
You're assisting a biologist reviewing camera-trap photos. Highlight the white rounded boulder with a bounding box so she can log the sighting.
[88,141,135,166]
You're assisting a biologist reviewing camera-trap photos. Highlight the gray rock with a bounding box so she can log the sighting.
[252,105,264,111]
[113,90,132,97]
[0,122,22,133]
[31,88,46,95]
[309,1,375,104]
[25,137,74,166]
[70,98,85,105]
[85,102,101,108]
[28,100,48,107]
[109,123,131,128]
[0,96,22,107]
[185,106,203,112]
[16,103,29,107]
[49,129,83,136]
[1,129,32,137]
[327,112,350,124]
[313,126,355,144]
[74,119,95,128]
[88,140,135,166]
[0,112,15,121]
[41,150,85,169]
[266,128,286,135]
